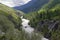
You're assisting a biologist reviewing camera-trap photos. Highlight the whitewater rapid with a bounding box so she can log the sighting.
[21,16,49,40]
[21,16,34,34]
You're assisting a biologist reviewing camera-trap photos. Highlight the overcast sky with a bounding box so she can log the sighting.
[0,0,31,7]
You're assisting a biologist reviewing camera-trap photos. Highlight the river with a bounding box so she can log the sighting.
[21,16,49,40]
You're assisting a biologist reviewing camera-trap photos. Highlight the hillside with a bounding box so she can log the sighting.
[0,4,23,40]
[24,0,60,40]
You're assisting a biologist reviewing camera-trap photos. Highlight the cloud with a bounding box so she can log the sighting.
[0,0,31,7]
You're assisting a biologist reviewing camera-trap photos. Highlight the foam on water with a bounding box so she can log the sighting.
[21,16,49,40]
[41,37,49,40]
[21,16,34,34]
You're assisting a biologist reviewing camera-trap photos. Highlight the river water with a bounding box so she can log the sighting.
[21,16,49,40]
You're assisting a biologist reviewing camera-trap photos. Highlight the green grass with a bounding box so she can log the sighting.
[0,4,22,40]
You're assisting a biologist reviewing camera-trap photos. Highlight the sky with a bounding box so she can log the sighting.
[0,0,31,7]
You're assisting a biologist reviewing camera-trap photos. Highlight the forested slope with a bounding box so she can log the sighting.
[25,0,60,40]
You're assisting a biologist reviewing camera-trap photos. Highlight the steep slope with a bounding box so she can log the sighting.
[25,0,60,40]
[0,4,23,40]
[14,0,49,13]
[0,4,22,29]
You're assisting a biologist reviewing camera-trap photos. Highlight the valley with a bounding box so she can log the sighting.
[0,0,60,40]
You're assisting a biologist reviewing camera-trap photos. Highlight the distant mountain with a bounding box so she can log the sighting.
[14,0,49,13]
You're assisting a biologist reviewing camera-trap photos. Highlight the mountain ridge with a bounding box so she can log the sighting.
[14,0,49,13]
